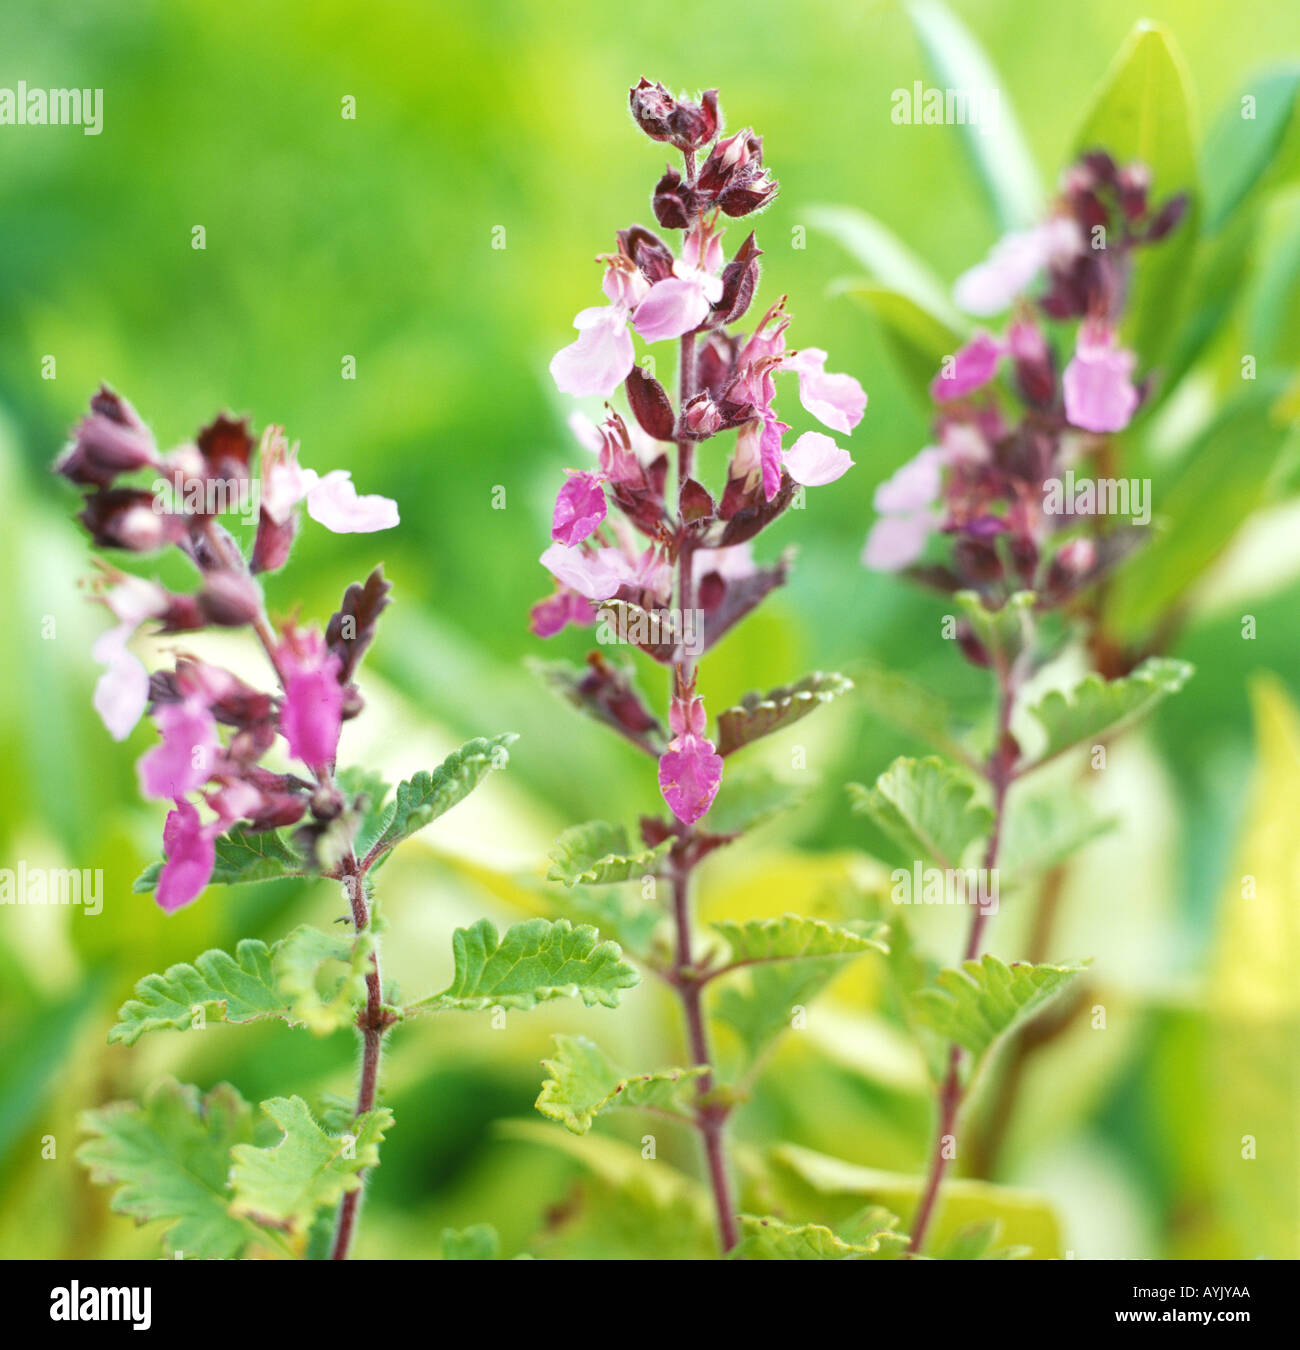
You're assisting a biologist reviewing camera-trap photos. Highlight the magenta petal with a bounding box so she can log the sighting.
[783,431,854,487]
[550,307,635,397]
[658,734,723,825]
[529,590,594,638]
[138,699,218,800]
[280,660,344,771]
[930,332,1005,403]
[633,276,711,343]
[551,471,608,545]
[1062,331,1139,433]
[156,799,217,912]
[759,412,789,502]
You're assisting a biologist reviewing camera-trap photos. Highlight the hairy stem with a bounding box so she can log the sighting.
[330,855,388,1261]
[907,665,1017,1256]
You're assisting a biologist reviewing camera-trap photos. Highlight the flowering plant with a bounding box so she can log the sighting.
[527,79,882,1256]
[61,392,638,1259]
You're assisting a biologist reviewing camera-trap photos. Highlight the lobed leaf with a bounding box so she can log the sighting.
[1022,657,1193,768]
[229,1097,392,1238]
[78,1079,258,1259]
[134,826,307,894]
[547,820,670,886]
[108,940,287,1046]
[363,734,517,863]
[911,954,1088,1080]
[954,590,1035,669]
[711,914,888,971]
[535,1035,705,1134]
[848,756,992,869]
[733,1212,909,1260]
[272,923,376,1035]
[411,918,639,1013]
[715,671,853,757]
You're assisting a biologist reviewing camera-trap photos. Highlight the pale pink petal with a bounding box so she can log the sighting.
[658,733,723,825]
[539,542,630,601]
[550,306,635,397]
[305,469,399,533]
[787,349,867,433]
[156,798,217,912]
[551,471,608,546]
[263,459,318,525]
[783,431,854,487]
[138,699,219,800]
[633,276,713,342]
[862,511,939,572]
[874,447,945,513]
[1063,327,1139,433]
[91,626,150,741]
[930,332,1006,403]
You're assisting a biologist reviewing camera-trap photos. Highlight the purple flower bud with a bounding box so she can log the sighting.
[629,79,719,152]
[55,386,158,486]
[198,570,264,628]
[78,488,188,552]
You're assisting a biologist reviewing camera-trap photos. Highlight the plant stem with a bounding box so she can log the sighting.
[330,854,389,1261]
[906,665,1017,1256]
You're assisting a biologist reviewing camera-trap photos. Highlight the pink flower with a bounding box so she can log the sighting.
[550,304,637,397]
[1062,323,1139,433]
[277,630,343,771]
[529,589,595,638]
[785,348,867,433]
[953,217,1082,315]
[138,698,219,800]
[658,697,723,825]
[551,471,608,546]
[156,798,218,913]
[862,446,946,572]
[931,332,1006,403]
[633,271,723,342]
[90,576,169,741]
[783,431,855,488]
[539,542,631,601]
[306,470,400,533]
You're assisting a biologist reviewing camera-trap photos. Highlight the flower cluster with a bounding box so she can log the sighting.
[535,80,866,825]
[56,389,398,910]
[863,149,1187,616]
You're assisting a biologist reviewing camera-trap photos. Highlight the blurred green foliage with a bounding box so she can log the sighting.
[1,0,1298,1259]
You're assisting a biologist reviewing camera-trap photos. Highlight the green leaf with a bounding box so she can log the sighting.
[335,765,393,861]
[108,939,287,1046]
[133,826,307,894]
[849,757,992,869]
[954,590,1035,669]
[1022,657,1193,768]
[78,1079,258,1259]
[1072,21,1199,365]
[410,918,639,1013]
[711,914,888,970]
[1201,67,1300,233]
[272,923,376,1035]
[935,1218,1030,1260]
[1105,389,1297,639]
[733,1212,908,1260]
[808,204,964,325]
[838,283,966,406]
[905,0,1043,230]
[715,671,853,757]
[229,1096,392,1238]
[535,1035,705,1134]
[547,820,670,886]
[363,734,517,863]
[911,954,1087,1081]
[441,1223,500,1260]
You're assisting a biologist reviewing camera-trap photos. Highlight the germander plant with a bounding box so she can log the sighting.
[525,79,889,1258]
[57,391,637,1259]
